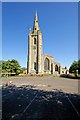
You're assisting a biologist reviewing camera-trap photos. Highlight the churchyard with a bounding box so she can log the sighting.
[1,76,80,120]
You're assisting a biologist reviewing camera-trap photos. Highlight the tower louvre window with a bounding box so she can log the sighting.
[34,62,36,70]
[34,38,36,44]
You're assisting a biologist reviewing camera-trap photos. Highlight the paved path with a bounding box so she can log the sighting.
[2,85,80,120]
[1,76,80,120]
[1,76,79,94]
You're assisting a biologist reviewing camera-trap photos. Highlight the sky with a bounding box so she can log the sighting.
[2,2,78,68]
[0,2,2,61]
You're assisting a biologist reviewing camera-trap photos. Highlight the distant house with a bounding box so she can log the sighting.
[61,68,69,74]
[21,67,27,74]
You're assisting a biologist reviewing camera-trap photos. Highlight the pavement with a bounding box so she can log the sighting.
[1,76,80,120]
[1,76,79,94]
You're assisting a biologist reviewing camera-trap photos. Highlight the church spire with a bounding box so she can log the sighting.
[33,11,39,31]
[35,10,38,21]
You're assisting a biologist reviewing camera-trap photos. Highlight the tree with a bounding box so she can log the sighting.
[10,59,21,74]
[78,60,80,74]
[1,59,23,75]
[69,61,79,76]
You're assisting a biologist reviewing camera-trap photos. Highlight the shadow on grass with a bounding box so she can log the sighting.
[2,85,80,120]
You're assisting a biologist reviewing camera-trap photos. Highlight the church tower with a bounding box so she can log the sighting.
[27,11,42,74]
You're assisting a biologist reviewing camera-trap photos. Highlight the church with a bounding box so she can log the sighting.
[27,11,62,75]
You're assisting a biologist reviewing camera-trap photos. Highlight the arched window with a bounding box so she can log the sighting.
[51,63,53,74]
[44,58,49,70]
[58,66,60,74]
[34,38,36,44]
[55,65,58,71]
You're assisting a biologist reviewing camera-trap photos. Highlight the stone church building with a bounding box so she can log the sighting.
[27,12,62,75]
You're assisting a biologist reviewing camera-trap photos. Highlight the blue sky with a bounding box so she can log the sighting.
[2,2,78,68]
